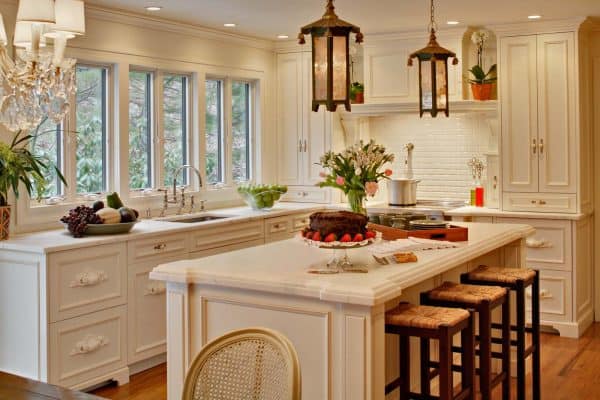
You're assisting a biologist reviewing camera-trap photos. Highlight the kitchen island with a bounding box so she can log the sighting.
[150,222,534,400]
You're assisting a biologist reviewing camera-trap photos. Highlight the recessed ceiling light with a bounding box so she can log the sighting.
[528,15,542,19]
[145,6,162,11]
[224,23,237,27]
[446,21,460,25]
[277,35,289,39]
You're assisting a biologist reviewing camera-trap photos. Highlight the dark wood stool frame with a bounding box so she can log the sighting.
[420,289,511,400]
[385,311,475,400]
[461,269,541,400]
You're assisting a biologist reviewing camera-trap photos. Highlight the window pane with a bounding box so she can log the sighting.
[30,118,62,198]
[76,65,107,194]
[163,75,188,186]
[232,81,250,182]
[129,71,153,190]
[205,80,223,184]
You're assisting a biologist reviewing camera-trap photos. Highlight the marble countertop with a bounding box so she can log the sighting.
[150,222,535,306]
[0,203,325,254]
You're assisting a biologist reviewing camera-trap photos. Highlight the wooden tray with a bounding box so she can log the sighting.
[368,223,468,242]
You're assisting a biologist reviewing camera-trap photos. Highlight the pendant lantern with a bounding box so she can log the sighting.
[298,0,363,112]
[408,0,458,117]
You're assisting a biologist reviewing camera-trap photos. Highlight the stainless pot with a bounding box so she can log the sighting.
[387,179,420,206]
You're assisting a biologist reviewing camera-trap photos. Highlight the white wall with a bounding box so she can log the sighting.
[0,1,279,232]
[368,111,498,203]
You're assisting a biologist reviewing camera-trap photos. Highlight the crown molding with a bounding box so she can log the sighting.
[489,17,589,36]
[83,3,275,51]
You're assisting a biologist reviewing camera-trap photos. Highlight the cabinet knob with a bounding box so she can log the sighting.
[531,200,538,205]
[154,243,167,251]
[539,138,544,154]
[539,200,547,205]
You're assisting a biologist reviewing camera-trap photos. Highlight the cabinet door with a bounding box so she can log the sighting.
[537,33,576,194]
[277,53,304,185]
[500,35,539,193]
[302,52,331,185]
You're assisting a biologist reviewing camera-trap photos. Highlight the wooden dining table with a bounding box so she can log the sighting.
[0,371,106,399]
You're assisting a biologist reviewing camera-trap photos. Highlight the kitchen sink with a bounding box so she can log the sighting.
[163,214,234,223]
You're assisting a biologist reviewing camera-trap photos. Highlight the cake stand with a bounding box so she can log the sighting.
[303,237,375,274]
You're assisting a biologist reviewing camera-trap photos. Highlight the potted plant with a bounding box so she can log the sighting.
[316,140,394,215]
[0,130,65,239]
[469,29,496,101]
[350,82,364,104]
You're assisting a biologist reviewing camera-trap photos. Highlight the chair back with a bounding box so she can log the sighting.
[182,327,301,400]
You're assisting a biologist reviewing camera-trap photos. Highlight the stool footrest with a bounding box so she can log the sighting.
[491,322,534,333]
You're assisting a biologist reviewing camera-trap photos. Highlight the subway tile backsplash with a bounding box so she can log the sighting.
[369,111,498,203]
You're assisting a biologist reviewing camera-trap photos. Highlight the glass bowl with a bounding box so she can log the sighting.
[239,190,285,211]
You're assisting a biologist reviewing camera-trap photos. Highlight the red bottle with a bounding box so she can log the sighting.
[475,186,484,207]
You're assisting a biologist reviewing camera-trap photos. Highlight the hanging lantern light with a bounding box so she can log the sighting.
[408,0,458,117]
[298,0,363,112]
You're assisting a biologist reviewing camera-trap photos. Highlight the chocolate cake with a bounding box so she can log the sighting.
[309,211,368,237]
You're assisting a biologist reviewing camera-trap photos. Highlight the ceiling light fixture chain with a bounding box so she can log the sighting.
[428,0,438,32]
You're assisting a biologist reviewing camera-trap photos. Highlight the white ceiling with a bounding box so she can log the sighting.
[88,0,600,40]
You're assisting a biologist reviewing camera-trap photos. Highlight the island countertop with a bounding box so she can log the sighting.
[150,222,534,306]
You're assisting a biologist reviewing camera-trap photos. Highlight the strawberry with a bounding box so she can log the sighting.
[312,232,322,242]
[365,230,376,239]
[324,233,337,243]
[304,231,314,240]
[340,233,352,243]
[353,233,364,242]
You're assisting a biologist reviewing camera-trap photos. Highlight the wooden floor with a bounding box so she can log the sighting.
[92,323,600,400]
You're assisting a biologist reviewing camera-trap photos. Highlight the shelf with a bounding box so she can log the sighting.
[340,100,498,118]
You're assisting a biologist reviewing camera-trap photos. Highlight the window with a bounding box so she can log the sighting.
[163,74,189,186]
[30,64,109,201]
[205,78,253,186]
[76,65,108,194]
[205,79,223,184]
[231,81,251,182]
[129,70,153,190]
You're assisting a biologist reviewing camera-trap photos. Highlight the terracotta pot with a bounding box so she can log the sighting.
[471,83,494,101]
[0,205,10,240]
[353,92,364,104]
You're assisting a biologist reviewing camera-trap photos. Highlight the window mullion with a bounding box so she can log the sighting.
[224,78,233,186]
[65,91,77,201]
[155,71,165,189]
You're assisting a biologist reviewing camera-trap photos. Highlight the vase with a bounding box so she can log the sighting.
[347,190,367,215]
[471,83,494,101]
[0,205,10,240]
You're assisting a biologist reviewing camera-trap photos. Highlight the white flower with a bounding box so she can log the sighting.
[355,168,362,175]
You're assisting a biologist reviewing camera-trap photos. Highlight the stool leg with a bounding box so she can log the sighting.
[532,272,541,400]
[502,296,511,400]
[439,326,453,400]
[461,314,475,400]
[479,305,492,400]
[399,335,410,400]
[516,282,526,400]
[420,338,431,396]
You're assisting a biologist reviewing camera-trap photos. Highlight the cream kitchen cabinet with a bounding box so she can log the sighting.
[499,32,585,213]
[277,52,332,201]
[264,212,313,243]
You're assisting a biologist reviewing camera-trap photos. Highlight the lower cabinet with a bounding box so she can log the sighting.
[265,212,312,243]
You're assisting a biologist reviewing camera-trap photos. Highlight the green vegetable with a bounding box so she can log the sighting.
[106,192,124,209]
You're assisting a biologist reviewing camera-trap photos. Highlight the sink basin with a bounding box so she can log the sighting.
[163,214,233,223]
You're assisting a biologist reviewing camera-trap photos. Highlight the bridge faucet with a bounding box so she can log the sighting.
[172,164,203,200]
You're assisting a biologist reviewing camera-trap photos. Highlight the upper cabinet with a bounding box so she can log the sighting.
[276,52,332,188]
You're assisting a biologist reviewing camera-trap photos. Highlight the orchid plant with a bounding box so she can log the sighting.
[317,140,395,214]
[469,29,497,85]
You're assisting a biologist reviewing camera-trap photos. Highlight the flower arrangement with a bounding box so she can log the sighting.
[469,29,497,100]
[317,140,395,214]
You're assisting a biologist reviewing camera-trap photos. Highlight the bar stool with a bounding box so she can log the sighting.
[461,265,540,400]
[421,282,510,400]
[385,302,475,400]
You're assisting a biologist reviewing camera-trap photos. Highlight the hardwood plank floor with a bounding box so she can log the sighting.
[92,324,600,399]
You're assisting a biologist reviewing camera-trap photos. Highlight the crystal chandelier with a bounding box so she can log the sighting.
[0,0,85,132]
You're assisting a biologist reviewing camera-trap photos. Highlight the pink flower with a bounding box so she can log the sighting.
[336,176,345,186]
[365,181,379,196]
[319,171,327,178]
[384,169,393,177]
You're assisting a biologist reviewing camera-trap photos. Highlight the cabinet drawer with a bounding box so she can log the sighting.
[502,193,576,213]
[496,218,572,271]
[188,239,264,259]
[282,187,330,203]
[49,243,127,323]
[49,306,127,388]
[526,270,572,323]
[291,213,312,232]
[190,221,264,252]
[265,216,291,236]
[128,233,188,264]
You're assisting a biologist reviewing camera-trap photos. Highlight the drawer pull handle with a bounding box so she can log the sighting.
[273,224,281,229]
[154,243,167,251]
[70,335,109,356]
[539,200,547,205]
[145,283,166,296]
[70,271,108,288]
[526,238,552,249]
[527,289,553,300]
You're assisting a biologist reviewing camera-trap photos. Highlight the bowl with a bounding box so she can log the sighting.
[64,221,138,236]
[239,190,285,211]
